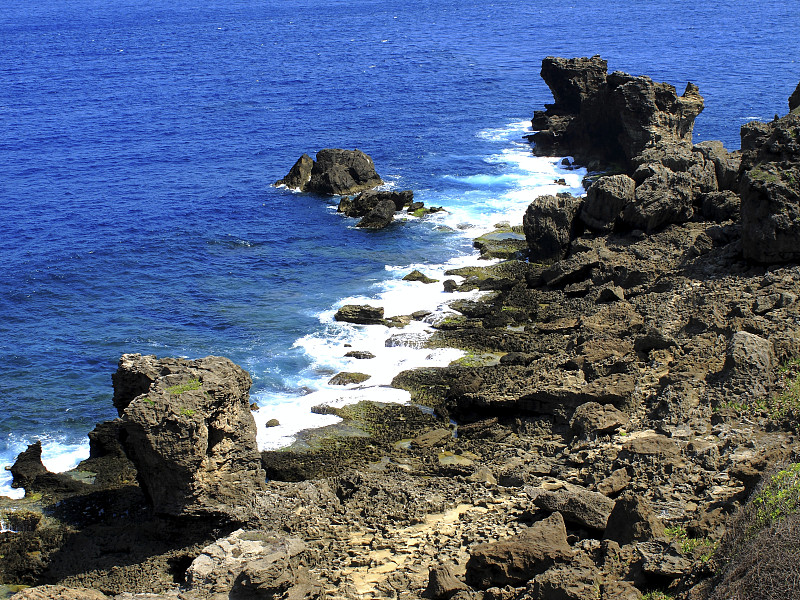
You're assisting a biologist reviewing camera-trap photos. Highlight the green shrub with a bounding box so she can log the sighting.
[167,379,202,395]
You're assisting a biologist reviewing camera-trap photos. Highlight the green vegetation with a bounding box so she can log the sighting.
[748,166,779,184]
[714,357,800,424]
[641,591,674,600]
[665,526,718,561]
[179,408,196,417]
[142,396,155,405]
[167,378,202,395]
[749,462,800,533]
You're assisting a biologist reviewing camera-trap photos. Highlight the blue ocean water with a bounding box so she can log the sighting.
[1,0,798,494]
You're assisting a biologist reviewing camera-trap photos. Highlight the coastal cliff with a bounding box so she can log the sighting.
[2,58,799,600]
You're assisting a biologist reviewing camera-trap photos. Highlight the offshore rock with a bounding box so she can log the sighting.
[739,105,800,262]
[356,197,396,229]
[334,304,385,325]
[275,148,382,195]
[9,441,87,497]
[274,153,313,190]
[338,189,413,217]
[523,193,583,262]
[531,56,704,169]
[115,354,266,518]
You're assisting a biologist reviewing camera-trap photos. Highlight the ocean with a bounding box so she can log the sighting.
[1,0,798,497]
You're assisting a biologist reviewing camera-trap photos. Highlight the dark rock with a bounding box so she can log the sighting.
[334,304,385,325]
[86,420,126,459]
[9,441,87,497]
[739,108,800,262]
[424,565,470,599]
[274,153,313,190]
[328,372,371,385]
[523,193,583,262]
[356,197,396,229]
[531,56,704,169]
[116,354,266,518]
[404,270,439,284]
[570,402,628,438]
[579,174,635,232]
[305,148,383,195]
[339,190,413,218]
[790,81,800,112]
[700,190,741,222]
[465,512,573,589]
[344,350,376,359]
[604,492,666,546]
[694,140,740,191]
[622,165,693,232]
[528,482,616,530]
[527,563,603,600]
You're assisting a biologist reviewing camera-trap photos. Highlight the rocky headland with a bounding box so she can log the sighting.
[2,57,800,600]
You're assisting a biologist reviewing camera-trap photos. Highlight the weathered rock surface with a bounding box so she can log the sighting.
[580,174,635,232]
[116,354,266,518]
[604,493,666,546]
[334,304,385,325]
[275,148,382,195]
[523,193,583,263]
[356,197,397,229]
[528,482,616,530]
[185,529,309,598]
[531,55,704,169]
[465,512,572,589]
[739,108,800,262]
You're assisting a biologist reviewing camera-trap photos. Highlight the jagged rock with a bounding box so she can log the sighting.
[700,191,741,222]
[622,164,693,232]
[465,512,572,589]
[527,563,603,600]
[274,153,313,190]
[790,81,800,111]
[694,140,740,191]
[424,565,470,599]
[334,304,385,325]
[404,270,439,284]
[339,189,413,218]
[570,402,628,438]
[739,107,800,262]
[602,581,643,600]
[8,586,111,600]
[328,372,371,385]
[116,354,266,518]
[111,352,164,415]
[638,541,692,578]
[579,174,635,232]
[9,441,87,497]
[276,149,382,196]
[344,350,376,359]
[186,529,308,598]
[528,481,616,530]
[597,467,631,497]
[718,331,775,399]
[531,56,704,169]
[356,197,397,229]
[604,493,666,546]
[523,193,583,262]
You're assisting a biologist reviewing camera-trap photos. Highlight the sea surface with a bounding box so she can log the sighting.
[1,0,798,497]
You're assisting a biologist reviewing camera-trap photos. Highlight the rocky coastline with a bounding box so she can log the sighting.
[2,57,800,600]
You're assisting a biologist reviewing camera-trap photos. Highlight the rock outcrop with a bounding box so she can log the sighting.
[739,107,800,262]
[275,148,382,195]
[531,55,704,169]
[115,354,266,518]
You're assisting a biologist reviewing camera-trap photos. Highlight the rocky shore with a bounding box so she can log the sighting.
[2,57,799,600]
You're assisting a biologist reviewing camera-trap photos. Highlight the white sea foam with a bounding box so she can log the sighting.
[255,120,586,452]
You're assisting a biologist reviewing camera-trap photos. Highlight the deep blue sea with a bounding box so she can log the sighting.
[1,0,798,496]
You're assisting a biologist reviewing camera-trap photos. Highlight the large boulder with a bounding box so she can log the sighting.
[465,512,573,589]
[185,529,309,598]
[739,100,800,263]
[523,193,583,262]
[528,482,616,530]
[115,354,266,518]
[579,174,635,232]
[334,304,385,325]
[356,197,397,229]
[622,164,693,232]
[603,493,666,546]
[275,148,382,195]
[530,56,704,169]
